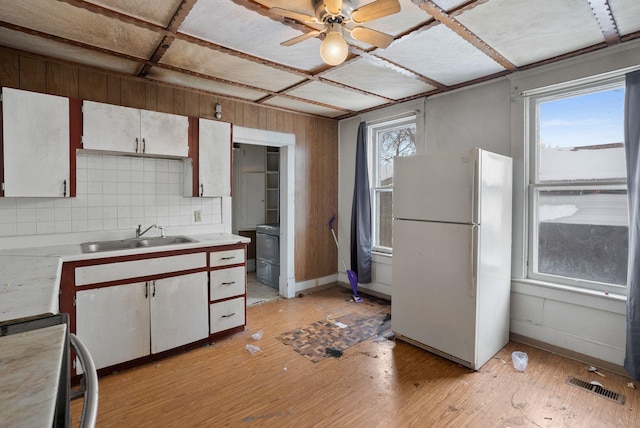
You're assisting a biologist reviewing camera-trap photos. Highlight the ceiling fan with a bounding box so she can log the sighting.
[269,0,401,66]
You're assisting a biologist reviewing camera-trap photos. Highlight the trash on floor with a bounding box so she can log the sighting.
[511,351,528,371]
[245,344,261,355]
[325,347,343,358]
[627,382,636,390]
[251,330,264,340]
[587,365,606,377]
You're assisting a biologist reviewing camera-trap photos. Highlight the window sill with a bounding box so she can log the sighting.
[511,278,626,314]
[372,250,392,262]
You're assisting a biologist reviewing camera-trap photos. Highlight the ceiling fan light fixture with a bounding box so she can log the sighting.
[320,22,348,66]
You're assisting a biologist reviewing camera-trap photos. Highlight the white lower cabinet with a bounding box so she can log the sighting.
[210,297,245,334]
[75,271,208,372]
[76,282,150,372]
[150,272,209,354]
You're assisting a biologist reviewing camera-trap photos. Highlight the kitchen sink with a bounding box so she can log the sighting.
[80,235,198,253]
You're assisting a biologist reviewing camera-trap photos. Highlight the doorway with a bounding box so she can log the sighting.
[232,126,296,300]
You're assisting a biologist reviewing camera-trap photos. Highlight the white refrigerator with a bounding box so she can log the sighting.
[391,148,512,370]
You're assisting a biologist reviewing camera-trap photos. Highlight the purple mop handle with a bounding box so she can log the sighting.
[328,215,336,230]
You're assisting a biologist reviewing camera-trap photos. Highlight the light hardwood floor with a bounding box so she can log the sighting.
[72,286,640,427]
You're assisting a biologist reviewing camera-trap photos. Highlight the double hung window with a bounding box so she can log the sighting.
[369,116,416,253]
[528,80,627,294]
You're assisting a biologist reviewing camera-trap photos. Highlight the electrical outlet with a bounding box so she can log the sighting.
[194,210,202,222]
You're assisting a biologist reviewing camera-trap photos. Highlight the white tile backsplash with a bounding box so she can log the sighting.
[0,153,222,238]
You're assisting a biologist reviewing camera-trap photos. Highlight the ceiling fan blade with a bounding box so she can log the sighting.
[350,26,394,49]
[351,0,401,23]
[269,7,317,24]
[281,31,323,46]
[324,0,342,15]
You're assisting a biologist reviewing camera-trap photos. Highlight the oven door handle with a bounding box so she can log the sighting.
[69,334,99,428]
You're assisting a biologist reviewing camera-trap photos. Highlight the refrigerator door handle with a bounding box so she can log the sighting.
[469,225,478,297]
[472,152,479,225]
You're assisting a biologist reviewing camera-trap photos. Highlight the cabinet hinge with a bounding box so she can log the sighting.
[73,295,76,307]
[1,183,4,191]
[0,93,3,102]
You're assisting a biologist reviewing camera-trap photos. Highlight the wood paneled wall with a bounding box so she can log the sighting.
[0,47,339,284]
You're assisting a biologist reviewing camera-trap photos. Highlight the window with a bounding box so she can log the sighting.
[369,116,416,253]
[528,80,627,294]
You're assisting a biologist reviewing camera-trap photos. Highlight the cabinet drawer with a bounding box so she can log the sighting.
[210,267,245,300]
[209,249,244,267]
[209,297,245,334]
[75,252,207,286]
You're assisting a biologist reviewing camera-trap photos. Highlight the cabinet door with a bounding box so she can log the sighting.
[2,88,70,197]
[150,272,208,354]
[140,110,189,157]
[82,101,141,153]
[75,282,150,372]
[199,119,231,197]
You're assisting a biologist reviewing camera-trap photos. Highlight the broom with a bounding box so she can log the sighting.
[328,215,363,303]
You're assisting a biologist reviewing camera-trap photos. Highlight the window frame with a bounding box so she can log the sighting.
[526,77,627,295]
[368,115,417,254]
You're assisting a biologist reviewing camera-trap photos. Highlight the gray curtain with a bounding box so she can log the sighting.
[350,122,372,283]
[625,70,640,380]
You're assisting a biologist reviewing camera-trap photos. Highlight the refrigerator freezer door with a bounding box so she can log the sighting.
[394,149,479,224]
[391,219,478,367]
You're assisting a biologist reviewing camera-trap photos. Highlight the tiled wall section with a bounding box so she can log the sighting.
[0,153,221,237]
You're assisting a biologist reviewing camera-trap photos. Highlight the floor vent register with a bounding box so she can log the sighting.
[565,376,626,404]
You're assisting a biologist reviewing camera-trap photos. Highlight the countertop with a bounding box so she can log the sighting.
[0,232,251,262]
[0,323,67,427]
[0,255,62,324]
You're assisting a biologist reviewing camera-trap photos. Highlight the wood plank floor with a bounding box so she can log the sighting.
[72,286,640,427]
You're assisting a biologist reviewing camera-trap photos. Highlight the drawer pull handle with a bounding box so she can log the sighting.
[221,312,236,318]
[221,281,236,285]
[220,256,235,260]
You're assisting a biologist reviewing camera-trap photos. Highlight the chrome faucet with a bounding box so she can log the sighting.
[136,224,165,238]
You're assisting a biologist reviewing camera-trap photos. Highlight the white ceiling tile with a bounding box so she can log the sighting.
[610,0,640,35]
[378,24,505,86]
[287,81,388,111]
[146,68,268,101]
[0,0,162,59]
[161,39,306,92]
[179,0,326,70]
[322,58,436,99]
[431,0,470,11]
[82,0,182,27]
[263,96,346,118]
[456,0,605,67]
[0,28,141,74]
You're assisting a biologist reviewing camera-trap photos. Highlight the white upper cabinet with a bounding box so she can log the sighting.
[199,119,231,197]
[82,101,189,157]
[184,118,231,197]
[140,110,189,157]
[82,101,140,153]
[2,87,70,197]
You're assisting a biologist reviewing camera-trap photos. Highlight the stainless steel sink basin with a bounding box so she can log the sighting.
[81,236,198,253]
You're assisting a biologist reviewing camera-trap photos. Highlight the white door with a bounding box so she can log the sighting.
[2,88,70,197]
[82,101,141,153]
[75,283,150,372]
[149,272,209,354]
[394,149,479,224]
[239,172,265,229]
[391,219,478,366]
[140,110,189,157]
[199,119,231,197]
